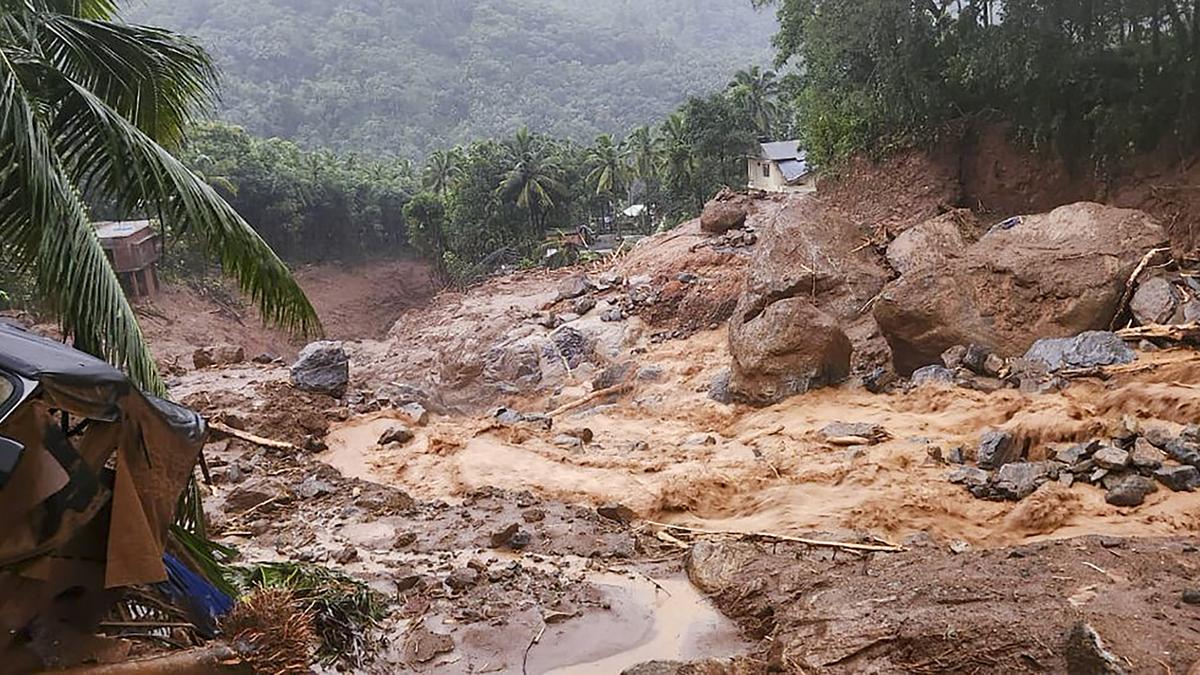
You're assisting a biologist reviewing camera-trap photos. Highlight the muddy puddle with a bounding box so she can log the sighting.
[532,573,746,674]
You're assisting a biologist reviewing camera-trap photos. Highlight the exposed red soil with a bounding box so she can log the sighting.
[821,122,1200,262]
[137,259,435,369]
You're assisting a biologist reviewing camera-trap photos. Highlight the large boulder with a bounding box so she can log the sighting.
[291,341,350,397]
[885,209,981,275]
[726,197,892,402]
[699,190,749,234]
[874,203,1168,374]
[728,296,852,405]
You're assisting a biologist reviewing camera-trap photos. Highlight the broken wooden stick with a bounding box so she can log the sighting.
[1110,247,1172,330]
[208,421,298,451]
[1117,322,1200,343]
[545,383,633,417]
[642,520,905,553]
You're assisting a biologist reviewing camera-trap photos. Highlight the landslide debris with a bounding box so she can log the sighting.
[875,202,1169,373]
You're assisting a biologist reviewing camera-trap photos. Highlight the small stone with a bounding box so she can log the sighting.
[912,365,956,386]
[593,361,635,390]
[947,466,990,488]
[863,367,896,394]
[675,272,699,284]
[994,462,1058,501]
[379,425,414,446]
[601,308,625,322]
[962,344,992,375]
[1063,622,1128,675]
[682,433,717,447]
[1183,425,1200,444]
[1090,468,1109,484]
[597,504,637,525]
[445,567,481,591]
[1113,416,1139,444]
[553,434,583,450]
[636,365,664,382]
[707,369,733,403]
[522,508,546,523]
[490,524,531,550]
[393,532,417,549]
[1130,438,1167,471]
[947,447,966,465]
[1059,472,1075,488]
[295,476,334,500]
[949,540,971,554]
[821,422,888,444]
[556,273,594,301]
[1056,441,1098,466]
[1093,446,1131,470]
[941,345,968,370]
[1105,475,1158,507]
[629,440,650,453]
[225,463,246,484]
[977,431,1020,470]
[982,353,1006,377]
[1182,589,1200,605]
[1154,464,1200,492]
[1024,331,1136,372]
[398,402,429,427]
[333,545,358,564]
[1166,439,1200,467]
[572,296,597,315]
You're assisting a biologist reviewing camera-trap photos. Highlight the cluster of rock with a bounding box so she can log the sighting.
[718,198,1174,405]
[903,330,1136,393]
[948,425,1200,506]
[546,270,660,326]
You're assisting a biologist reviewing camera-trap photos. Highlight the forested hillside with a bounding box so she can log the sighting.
[127,0,776,156]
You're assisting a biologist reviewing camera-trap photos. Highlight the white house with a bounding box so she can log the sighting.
[748,140,816,193]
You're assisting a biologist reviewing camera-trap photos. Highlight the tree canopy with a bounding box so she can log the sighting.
[755,0,1200,168]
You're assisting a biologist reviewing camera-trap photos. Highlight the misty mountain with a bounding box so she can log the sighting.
[127,0,776,156]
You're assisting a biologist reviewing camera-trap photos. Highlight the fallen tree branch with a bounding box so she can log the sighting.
[1109,247,1171,331]
[209,421,298,451]
[1117,322,1200,343]
[546,383,633,417]
[642,520,904,553]
[51,644,246,674]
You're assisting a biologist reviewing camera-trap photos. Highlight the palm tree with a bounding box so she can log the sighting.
[498,127,565,237]
[623,126,659,183]
[728,66,780,137]
[422,149,460,199]
[0,1,319,394]
[585,134,625,226]
[656,112,700,209]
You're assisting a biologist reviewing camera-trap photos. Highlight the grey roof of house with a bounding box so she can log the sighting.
[777,158,812,183]
[760,140,803,162]
[94,220,154,241]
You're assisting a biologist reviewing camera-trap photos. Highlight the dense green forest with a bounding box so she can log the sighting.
[174,79,766,277]
[755,0,1200,168]
[127,0,777,157]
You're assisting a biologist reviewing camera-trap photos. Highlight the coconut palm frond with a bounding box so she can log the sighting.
[48,78,321,338]
[36,12,217,146]
[0,50,164,389]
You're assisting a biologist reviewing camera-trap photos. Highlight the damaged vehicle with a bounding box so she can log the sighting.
[0,321,208,671]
